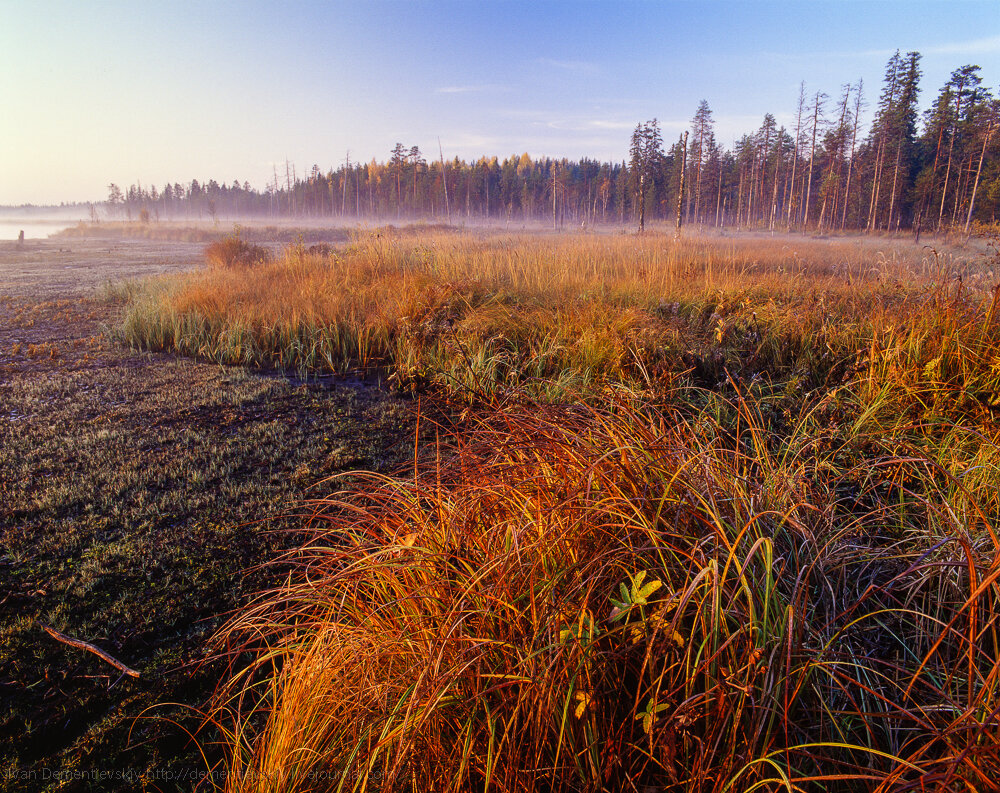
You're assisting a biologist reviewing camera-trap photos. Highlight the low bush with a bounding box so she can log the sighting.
[204,232,271,269]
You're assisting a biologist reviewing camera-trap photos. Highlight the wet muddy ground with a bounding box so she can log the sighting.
[0,238,418,791]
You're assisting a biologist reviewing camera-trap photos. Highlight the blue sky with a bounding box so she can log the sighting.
[1,0,998,204]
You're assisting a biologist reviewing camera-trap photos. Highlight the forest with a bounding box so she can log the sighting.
[103,52,999,232]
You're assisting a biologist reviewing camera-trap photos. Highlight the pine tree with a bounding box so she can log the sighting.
[867,51,902,230]
[689,101,715,225]
[937,66,983,229]
[816,86,845,229]
[389,143,407,217]
[629,119,664,232]
[885,52,921,231]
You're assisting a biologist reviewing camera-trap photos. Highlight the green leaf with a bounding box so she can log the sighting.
[629,572,643,601]
[636,579,662,603]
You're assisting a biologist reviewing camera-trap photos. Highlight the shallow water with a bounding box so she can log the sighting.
[0,220,78,240]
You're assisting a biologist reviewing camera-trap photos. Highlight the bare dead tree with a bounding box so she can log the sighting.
[965,119,994,233]
[841,80,864,229]
[438,138,451,225]
[786,82,806,229]
[802,91,826,227]
[675,131,688,238]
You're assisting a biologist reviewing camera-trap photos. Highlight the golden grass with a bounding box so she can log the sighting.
[119,230,992,397]
[209,396,1000,792]
[117,229,1000,790]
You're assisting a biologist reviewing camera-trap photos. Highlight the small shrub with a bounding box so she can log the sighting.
[204,230,271,269]
[307,243,333,256]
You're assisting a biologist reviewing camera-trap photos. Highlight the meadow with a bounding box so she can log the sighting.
[114,227,1000,791]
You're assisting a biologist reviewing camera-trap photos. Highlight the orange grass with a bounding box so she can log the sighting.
[119,230,992,397]
[204,233,272,269]
[117,229,1000,789]
[207,395,1000,792]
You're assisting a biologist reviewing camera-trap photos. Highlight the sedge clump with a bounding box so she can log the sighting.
[204,227,271,269]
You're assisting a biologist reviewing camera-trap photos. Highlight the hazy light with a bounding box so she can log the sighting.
[1,0,997,205]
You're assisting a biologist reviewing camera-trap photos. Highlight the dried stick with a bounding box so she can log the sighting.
[41,625,140,679]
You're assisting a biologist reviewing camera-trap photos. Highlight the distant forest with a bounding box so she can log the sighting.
[106,52,998,232]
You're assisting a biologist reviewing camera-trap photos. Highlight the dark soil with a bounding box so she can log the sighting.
[0,239,420,791]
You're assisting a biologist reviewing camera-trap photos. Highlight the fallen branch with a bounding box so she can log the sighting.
[40,624,140,679]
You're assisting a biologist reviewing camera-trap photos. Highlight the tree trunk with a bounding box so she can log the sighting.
[637,174,645,233]
[951,157,970,226]
[438,138,451,225]
[867,138,885,231]
[553,164,558,229]
[675,132,688,237]
[693,157,703,225]
[886,143,902,232]
[938,93,961,231]
[342,154,349,215]
[715,162,723,227]
[769,141,781,231]
[737,166,745,229]
[841,85,862,230]
[964,122,993,233]
[786,82,805,229]
[802,95,820,227]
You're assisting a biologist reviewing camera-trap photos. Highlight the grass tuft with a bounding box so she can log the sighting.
[204,229,272,269]
[110,229,1000,790]
[209,394,999,792]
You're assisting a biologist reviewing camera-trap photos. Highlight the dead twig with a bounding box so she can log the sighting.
[40,624,140,679]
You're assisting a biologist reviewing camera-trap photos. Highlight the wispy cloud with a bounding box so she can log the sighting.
[440,123,634,160]
[764,34,1000,63]
[544,118,635,131]
[442,132,508,151]
[496,109,638,131]
[536,57,600,74]
[435,84,510,94]
[761,47,891,62]
[921,34,1000,56]
[583,120,635,130]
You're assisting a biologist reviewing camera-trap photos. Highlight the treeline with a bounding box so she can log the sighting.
[106,52,999,232]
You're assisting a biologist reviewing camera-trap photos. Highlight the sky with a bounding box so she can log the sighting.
[1,0,998,205]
